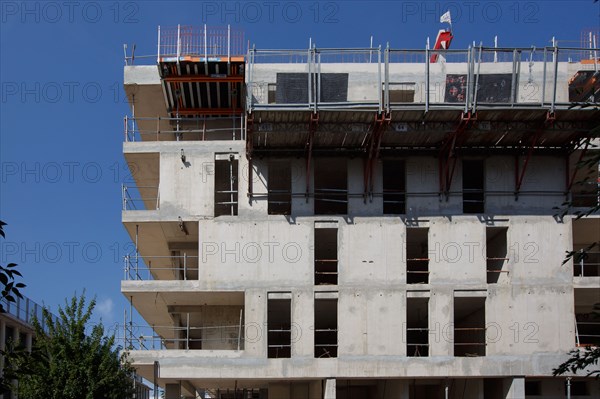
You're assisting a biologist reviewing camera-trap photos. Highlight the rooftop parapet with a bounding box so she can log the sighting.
[246,45,599,113]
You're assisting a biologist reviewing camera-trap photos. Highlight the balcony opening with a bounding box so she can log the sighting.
[383,160,406,214]
[566,380,589,396]
[463,159,485,214]
[454,296,486,357]
[314,158,347,215]
[524,380,542,396]
[267,293,291,358]
[406,297,429,357]
[575,288,600,346]
[573,218,600,277]
[336,380,378,399]
[484,379,506,399]
[214,154,238,217]
[406,228,429,284]
[213,389,263,399]
[315,227,338,286]
[268,161,292,215]
[267,83,277,104]
[314,296,338,358]
[486,227,508,284]
[165,298,244,351]
[170,249,199,280]
[389,82,416,103]
[570,151,599,208]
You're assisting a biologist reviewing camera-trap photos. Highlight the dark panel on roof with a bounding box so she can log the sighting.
[276,73,309,104]
[320,74,348,102]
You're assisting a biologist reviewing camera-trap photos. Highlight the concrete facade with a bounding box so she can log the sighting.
[121,37,600,399]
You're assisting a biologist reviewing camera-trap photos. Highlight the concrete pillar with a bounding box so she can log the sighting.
[503,377,525,399]
[292,289,314,358]
[165,383,181,399]
[25,332,33,352]
[429,288,453,356]
[324,379,336,399]
[244,289,267,357]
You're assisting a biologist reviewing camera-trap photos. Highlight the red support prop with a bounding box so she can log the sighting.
[438,111,475,200]
[363,112,391,201]
[514,111,556,199]
[567,138,591,191]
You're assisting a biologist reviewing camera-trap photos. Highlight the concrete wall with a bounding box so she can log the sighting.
[250,61,578,105]
[124,140,571,219]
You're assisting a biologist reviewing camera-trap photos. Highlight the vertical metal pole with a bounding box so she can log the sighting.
[473,44,482,112]
[124,309,128,348]
[157,26,161,63]
[176,24,181,66]
[566,377,571,399]
[494,35,498,62]
[237,308,243,350]
[204,24,208,62]
[229,158,234,216]
[593,34,598,72]
[124,115,128,142]
[580,249,585,277]
[135,224,139,277]
[129,296,134,348]
[317,51,321,111]
[444,380,449,399]
[228,25,231,64]
[551,45,559,113]
[124,254,128,280]
[186,313,190,350]
[426,39,430,112]
[510,49,518,106]
[377,45,382,113]
[308,45,312,109]
[542,47,547,106]
[183,252,187,281]
[385,43,390,113]
[465,46,472,113]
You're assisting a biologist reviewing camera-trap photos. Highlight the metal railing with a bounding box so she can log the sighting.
[573,251,600,277]
[246,45,599,113]
[119,323,244,351]
[406,327,429,357]
[124,254,199,281]
[406,258,429,284]
[122,184,159,211]
[0,295,60,334]
[124,115,245,142]
[575,318,600,346]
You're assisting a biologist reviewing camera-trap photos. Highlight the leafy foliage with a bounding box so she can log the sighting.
[553,346,600,378]
[0,220,25,312]
[554,121,600,377]
[3,294,135,399]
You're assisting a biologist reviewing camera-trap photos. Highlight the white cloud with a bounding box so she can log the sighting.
[96,297,114,324]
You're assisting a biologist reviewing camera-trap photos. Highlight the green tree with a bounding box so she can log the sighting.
[5,294,135,399]
[554,121,600,378]
[0,220,27,395]
[0,220,26,312]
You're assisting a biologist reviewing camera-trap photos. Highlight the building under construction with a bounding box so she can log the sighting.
[119,25,600,398]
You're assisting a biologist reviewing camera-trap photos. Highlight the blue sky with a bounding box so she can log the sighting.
[1,0,599,327]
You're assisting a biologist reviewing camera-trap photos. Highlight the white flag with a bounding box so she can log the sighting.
[440,10,452,24]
